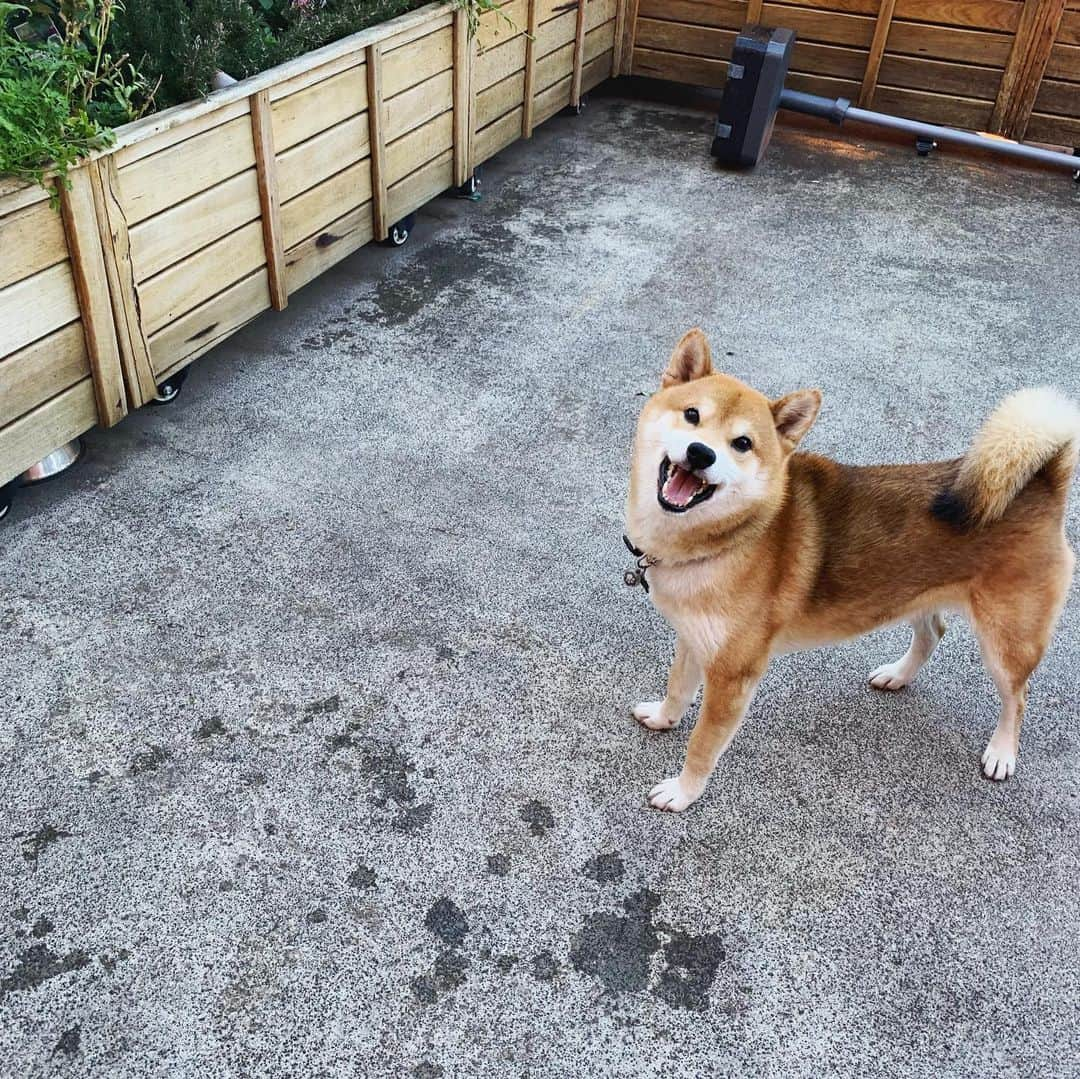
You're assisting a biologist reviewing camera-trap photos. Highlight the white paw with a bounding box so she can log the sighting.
[981,740,1016,782]
[632,700,678,731]
[647,776,698,813]
[868,660,915,691]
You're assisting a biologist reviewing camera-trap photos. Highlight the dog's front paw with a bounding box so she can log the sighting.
[868,660,914,691]
[647,776,699,813]
[632,700,679,731]
[981,739,1016,782]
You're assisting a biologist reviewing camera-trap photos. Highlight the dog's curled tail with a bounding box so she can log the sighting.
[932,387,1080,529]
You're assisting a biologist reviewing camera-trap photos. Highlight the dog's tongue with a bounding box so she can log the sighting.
[667,464,700,505]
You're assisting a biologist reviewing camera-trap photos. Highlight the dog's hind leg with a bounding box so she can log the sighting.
[868,612,946,691]
[633,637,702,731]
[972,582,1066,782]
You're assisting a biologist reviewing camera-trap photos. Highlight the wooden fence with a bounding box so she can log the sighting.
[620,0,1080,146]
[0,0,620,488]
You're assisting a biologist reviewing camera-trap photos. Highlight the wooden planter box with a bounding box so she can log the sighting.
[0,0,623,488]
[622,0,1080,146]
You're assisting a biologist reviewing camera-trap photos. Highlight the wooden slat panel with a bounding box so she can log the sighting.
[587,0,617,29]
[785,70,861,97]
[0,322,88,430]
[282,160,373,249]
[879,54,1004,97]
[384,69,454,140]
[0,178,50,213]
[453,7,473,188]
[886,20,1014,64]
[635,16,734,59]
[114,99,251,169]
[59,167,126,427]
[0,262,80,360]
[572,0,589,106]
[368,44,388,242]
[860,0,898,106]
[277,114,371,203]
[1045,43,1080,81]
[1025,109,1080,141]
[477,32,528,91]
[1033,76,1080,115]
[536,41,576,93]
[621,0,641,74]
[893,0,1020,32]
[534,73,574,123]
[991,0,1068,137]
[0,200,68,292]
[89,156,157,406]
[118,116,256,226]
[536,9,579,57]
[537,0,578,23]
[387,110,455,185]
[381,9,454,51]
[141,221,267,335]
[0,378,97,486]
[268,49,369,103]
[271,64,368,152]
[632,46,728,85]
[523,0,541,135]
[873,83,995,125]
[475,106,525,163]
[1058,9,1080,44]
[479,0,530,49]
[637,0,747,29]
[148,270,270,379]
[250,89,288,312]
[759,4,877,47]
[585,19,617,62]
[582,47,614,91]
[284,203,375,295]
[384,26,454,98]
[386,147,454,223]
[129,170,261,281]
[477,72,527,128]
[792,40,870,80]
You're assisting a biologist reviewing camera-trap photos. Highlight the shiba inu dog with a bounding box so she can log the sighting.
[625,328,1078,812]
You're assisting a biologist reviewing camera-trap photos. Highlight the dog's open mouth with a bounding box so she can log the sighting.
[657,457,716,513]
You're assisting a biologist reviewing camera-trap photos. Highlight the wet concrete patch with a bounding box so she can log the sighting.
[520,800,555,837]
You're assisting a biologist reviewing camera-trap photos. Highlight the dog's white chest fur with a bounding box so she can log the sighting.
[648,560,730,660]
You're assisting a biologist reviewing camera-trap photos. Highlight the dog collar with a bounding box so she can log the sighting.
[622,534,659,592]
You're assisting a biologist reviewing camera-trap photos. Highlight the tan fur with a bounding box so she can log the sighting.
[626,330,1077,812]
[950,387,1080,526]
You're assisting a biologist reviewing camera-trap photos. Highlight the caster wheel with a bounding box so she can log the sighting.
[0,482,13,521]
[150,367,189,405]
[384,213,416,247]
[455,173,481,201]
[567,96,587,117]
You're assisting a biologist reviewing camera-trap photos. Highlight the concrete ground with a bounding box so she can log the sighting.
[2,92,1079,1078]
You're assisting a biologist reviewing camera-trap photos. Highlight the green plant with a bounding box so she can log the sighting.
[0,0,149,197]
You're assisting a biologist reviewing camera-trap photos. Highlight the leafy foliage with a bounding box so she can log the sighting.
[0,0,154,197]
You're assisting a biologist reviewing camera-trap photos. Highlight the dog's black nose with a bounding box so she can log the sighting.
[685,442,716,470]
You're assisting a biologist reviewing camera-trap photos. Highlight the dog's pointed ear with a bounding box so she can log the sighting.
[771,389,822,451]
[661,329,713,388]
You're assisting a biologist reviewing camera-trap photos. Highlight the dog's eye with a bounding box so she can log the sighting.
[683,408,699,425]
[731,435,753,453]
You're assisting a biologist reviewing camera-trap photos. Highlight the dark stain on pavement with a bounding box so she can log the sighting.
[0,945,90,1000]
[486,853,510,876]
[520,800,554,836]
[653,929,726,1013]
[17,824,72,865]
[52,1025,81,1057]
[531,951,559,981]
[424,898,469,948]
[194,715,226,739]
[569,889,727,1011]
[582,852,625,883]
[347,864,376,889]
[570,889,661,993]
[129,745,169,775]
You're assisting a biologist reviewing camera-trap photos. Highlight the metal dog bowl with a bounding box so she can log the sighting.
[20,438,83,485]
